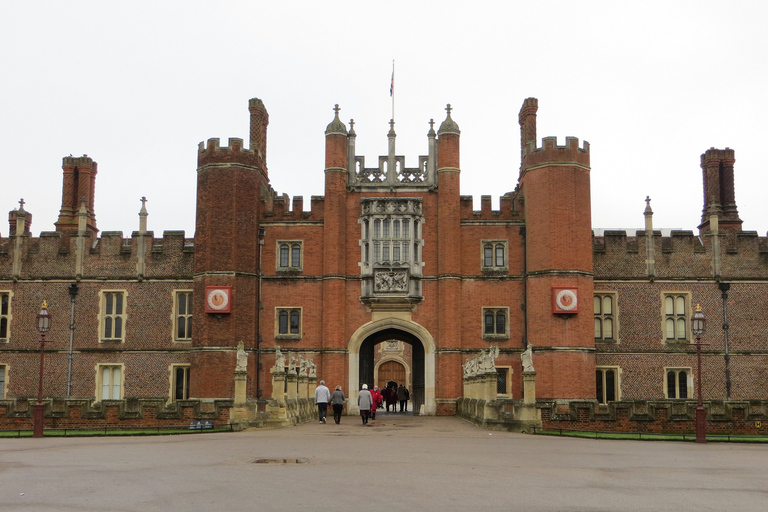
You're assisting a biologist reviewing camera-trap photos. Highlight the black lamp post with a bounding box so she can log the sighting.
[691,304,707,443]
[256,226,265,402]
[33,301,52,438]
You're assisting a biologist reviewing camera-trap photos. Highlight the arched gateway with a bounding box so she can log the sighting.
[348,318,436,415]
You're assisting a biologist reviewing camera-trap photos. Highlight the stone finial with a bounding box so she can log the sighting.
[388,119,396,138]
[438,103,460,135]
[644,196,653,215]
[325,104,347,135]
[139,196,149,233]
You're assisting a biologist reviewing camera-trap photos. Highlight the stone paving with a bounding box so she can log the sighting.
[1,411,766,511]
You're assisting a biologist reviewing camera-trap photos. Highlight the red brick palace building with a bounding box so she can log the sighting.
[1,97,767,430]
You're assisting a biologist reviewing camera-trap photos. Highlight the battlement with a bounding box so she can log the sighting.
[263,192,324,220]
[197,137,264,169]
[593,229,768,279]
[459,194,523,221]
[522,136,590,170]
[0,229,194,280]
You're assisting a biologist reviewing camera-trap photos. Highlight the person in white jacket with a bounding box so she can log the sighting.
[315,380,331,424]
[357,384,373,425]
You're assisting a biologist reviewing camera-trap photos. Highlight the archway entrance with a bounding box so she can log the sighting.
[348,318,436,415]
[360,328,424,412]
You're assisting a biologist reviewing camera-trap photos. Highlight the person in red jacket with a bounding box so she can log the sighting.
[370,386,383,420]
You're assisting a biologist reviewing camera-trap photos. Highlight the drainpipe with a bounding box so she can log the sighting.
[66,283,79,397]
[519,226,528,348]
[719,282,731,400]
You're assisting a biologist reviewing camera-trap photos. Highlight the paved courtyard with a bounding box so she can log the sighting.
[0,412,765,511]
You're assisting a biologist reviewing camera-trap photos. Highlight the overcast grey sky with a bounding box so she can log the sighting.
[2,1,766,237]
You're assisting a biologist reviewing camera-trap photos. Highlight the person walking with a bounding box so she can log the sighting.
[357,384,373,425]
[397,384,409,412]
[315,380,331,424]
[370,385,382,420]
[384,384,397,412]
[331,385,345,424]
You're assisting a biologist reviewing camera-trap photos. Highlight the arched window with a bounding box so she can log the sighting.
[484,310,495,334]
[484,244,493,267]
[482,308,509,338]
[495,310,506,334]
[495,244,505,266]
[279,244,289,267]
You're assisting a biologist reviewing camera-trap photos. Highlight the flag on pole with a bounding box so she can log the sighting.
[390,61,394,97]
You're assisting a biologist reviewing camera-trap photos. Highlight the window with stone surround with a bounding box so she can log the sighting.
[359,197,424,298]
[171,365,190,401]
[594,293,618,341]
[277,241,303,272]
[96,364,124,400]
[662,293,690,342]
[482,307,509,340]
[596,367,620,403]
[0,292,10,342]
[276,308,302,339]
[496,366,512,397]
[99,291,126,342]
[173,290,193,342]
[482,241,508,272]
[665,368,691,399]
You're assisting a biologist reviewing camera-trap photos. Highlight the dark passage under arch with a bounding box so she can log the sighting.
[359,328,424,413]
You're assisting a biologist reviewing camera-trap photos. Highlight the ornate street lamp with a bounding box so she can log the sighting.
[691,304,707,443]
[34,301,52,438]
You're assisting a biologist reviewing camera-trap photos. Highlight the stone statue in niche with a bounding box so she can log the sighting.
[272,345,285,373]
[521,343,535,373]
[236,341,247,372]
[298,355,308,377]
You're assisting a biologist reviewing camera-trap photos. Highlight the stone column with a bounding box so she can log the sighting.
[298,374,309,399]
[286,372,298,401]
[271,370,286,402]
[483,372,497,402]
[234,370,247,405]
[523,371,537,405]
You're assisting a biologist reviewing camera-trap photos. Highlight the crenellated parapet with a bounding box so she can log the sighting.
[197,137,266,171]
[0,230,194,280]
[521,136,590,174]
[458,194,524,221]
[593,229,768,279]
[263,193,325,221]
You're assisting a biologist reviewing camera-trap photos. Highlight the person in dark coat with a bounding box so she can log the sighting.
[384,384,397,412]
[397,384,409,412]
[331,385,345,424]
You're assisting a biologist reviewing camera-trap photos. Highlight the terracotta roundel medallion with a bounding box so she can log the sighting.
[205,286,232,313]
[552,287,579,314]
